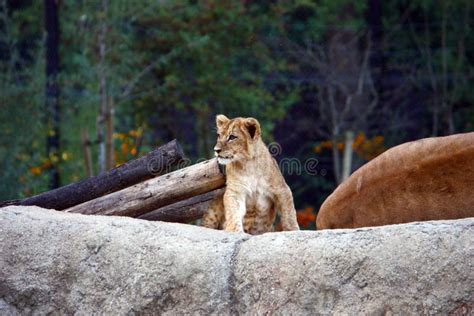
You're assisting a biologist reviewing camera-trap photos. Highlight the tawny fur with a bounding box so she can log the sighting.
[316,132,474,229]
[202,115,300,234]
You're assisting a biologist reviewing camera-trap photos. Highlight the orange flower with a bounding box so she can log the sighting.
[321,140,332,149]
[374,136,384,144]
[352,133,365,150]
[114,133,126,140]
[41,161,52,169]
[121,143,129,155]
[29,167,41,176]
[297,206,316,228]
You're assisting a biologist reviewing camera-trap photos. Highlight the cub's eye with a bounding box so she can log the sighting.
[228,135,237,141]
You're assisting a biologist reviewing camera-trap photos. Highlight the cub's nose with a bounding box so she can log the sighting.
[214,148,222,154]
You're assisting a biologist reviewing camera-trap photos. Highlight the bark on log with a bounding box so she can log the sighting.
[0,140,185,210]
[66,158,225,218]
[80,129,93,178]
[138,188,224,223]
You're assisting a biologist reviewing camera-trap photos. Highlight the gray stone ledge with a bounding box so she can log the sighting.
[0,206,472,315]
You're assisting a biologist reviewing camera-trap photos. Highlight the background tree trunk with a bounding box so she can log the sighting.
[331,135,341,184]
[106,96,114,170]
[341,130,354,182]
[81,129,94,178]
[97,0,108,174]
[44,0,61,189]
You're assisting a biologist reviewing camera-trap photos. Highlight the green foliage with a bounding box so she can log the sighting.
[111,1,300,157]
[279,0,367,43]
[0,1,47,198]
[0,0,473,222]
[0,0,298,198]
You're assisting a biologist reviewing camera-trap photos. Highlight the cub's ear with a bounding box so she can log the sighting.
[244,117,261,140]
[216,114,230,128]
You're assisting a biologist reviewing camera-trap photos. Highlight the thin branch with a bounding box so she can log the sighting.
[120,58,160,98]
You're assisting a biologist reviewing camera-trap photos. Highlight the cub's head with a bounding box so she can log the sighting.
[213,114,261,165]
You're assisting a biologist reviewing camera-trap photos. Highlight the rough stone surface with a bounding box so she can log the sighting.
[0,206,244,315]
[0,206,473,315]
[234,224,474,315]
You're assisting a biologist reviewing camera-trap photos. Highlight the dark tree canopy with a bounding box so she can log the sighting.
[0,0,473,229]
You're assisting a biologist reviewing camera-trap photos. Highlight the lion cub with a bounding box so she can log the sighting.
[202,115,300,234]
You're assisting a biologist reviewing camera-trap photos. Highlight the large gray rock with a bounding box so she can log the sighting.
[0,206,244,315]
[234,225,474,315]
[0,206,472,315]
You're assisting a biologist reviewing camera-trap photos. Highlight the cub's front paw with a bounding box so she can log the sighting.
[282,221,300,231]
[223,222,244,233]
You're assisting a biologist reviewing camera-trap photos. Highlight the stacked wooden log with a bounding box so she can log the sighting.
[0,140,226,223]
